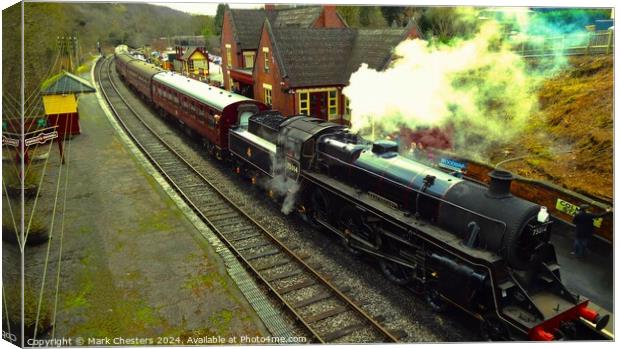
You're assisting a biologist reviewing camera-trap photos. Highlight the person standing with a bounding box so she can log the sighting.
[572,204,612,257]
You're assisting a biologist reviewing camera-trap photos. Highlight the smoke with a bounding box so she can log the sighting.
[266,174,301,215]
[343,8,579,160]
[263,152,301,215]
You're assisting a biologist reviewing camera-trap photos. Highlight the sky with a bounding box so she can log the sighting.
[149,1,617,16]
[150,2,262,16]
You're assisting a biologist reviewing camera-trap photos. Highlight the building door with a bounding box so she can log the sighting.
[310,92,328,119]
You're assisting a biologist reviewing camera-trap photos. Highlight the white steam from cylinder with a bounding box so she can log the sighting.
[343,11,565,159]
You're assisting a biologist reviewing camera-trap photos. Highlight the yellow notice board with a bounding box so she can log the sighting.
[556,198,603,228]
[43,94,77,114]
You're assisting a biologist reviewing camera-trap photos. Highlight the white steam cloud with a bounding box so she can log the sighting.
[343,14,564,159]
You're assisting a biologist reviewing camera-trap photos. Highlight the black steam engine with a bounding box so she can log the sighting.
[228,112,609,341]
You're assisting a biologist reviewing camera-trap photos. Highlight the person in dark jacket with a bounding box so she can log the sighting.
[572,204,612,257]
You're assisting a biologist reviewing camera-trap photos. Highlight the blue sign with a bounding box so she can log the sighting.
[439,158,467,172]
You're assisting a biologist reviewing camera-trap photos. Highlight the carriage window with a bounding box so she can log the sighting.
[206,110,216,129]
[197,110,205,124]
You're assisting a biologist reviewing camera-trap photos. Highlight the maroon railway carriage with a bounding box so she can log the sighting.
[125,60,164,100]
[150,71,268,157]
[114,52,136,81]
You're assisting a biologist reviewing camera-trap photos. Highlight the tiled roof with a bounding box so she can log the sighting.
[268,25,415,87]
[271,27,355,87]
[346,28,410,75]
[181,46,206,60]
[272,6,322,28]
[229,6,323,50]
[229,9,268,50]
[41,71,95,95]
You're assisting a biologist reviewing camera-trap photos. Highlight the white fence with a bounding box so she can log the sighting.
[510,30,614,57]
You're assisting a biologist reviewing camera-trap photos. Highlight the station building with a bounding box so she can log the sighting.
[220,4,421,124]
[174,46,210,81]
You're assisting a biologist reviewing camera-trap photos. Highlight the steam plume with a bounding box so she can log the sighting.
[343,9,571,159]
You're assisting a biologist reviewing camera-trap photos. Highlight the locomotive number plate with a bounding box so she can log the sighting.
[285,158,300,181]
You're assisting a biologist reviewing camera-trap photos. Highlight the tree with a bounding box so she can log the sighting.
[418,7,480,43]
[336,6,360,27]
[359,6,387,28]
[380,6,405,26]
[201,16,215,43]
[214,3,226,35]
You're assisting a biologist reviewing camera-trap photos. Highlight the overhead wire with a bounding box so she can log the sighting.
[22,140,54,249]
[32,124,69,339]
[50,114,74,339]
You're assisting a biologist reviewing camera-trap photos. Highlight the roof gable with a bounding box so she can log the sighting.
[182,46,206,60]
[228,6,326,51]
[270,27,355,87]
[41,71,95,95]
[229,8,268,50]
[265,23,418,88]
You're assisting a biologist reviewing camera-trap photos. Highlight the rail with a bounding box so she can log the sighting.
[96,56,400,343]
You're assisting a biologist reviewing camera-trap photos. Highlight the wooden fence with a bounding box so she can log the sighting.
[511,29,614,57]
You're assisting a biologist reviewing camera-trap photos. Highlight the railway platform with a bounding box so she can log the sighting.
[16,57,272,339]
[550,221,614,335]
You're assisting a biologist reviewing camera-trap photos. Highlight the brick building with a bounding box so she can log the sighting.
[221,5,421,124]
[221,5,347,97]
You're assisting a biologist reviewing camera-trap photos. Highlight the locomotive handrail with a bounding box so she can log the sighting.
[316,149,510,238]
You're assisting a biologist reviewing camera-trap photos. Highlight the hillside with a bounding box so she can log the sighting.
[2,2,208,98]
[491,55,613,201]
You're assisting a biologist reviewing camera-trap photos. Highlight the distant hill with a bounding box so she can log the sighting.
[2,2,209,98]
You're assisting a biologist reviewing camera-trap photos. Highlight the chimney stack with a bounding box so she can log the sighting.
[265,4,276,11]
[486,170,514,199]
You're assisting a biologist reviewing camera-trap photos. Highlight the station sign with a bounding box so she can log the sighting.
[556,198,603,228]
[24,131,58,147]
[439,158,467,172]
[2,135,19,147]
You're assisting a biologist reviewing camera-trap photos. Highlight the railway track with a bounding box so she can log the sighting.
[96,56,401,343]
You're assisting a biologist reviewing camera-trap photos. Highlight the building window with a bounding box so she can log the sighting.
[262,47,270,72]
[263,83,272,106]
[188,60,194,72]
[328,90,338,118]
[298,91,309,115]
[344,96,351,121]
[243,51,255,69]
[226,44,232,68]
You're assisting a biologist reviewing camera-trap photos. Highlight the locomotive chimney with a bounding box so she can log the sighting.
[487,170,514,199]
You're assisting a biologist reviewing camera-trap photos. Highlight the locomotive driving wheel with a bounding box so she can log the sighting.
[376,234,413,286]
[338,207,370,255]
[310,189,329,223]
[480,313,510,341]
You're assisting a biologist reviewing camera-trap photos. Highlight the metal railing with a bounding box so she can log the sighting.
[511,30,614,57]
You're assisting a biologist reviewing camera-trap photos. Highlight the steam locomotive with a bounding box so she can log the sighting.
[111,50,610,341]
